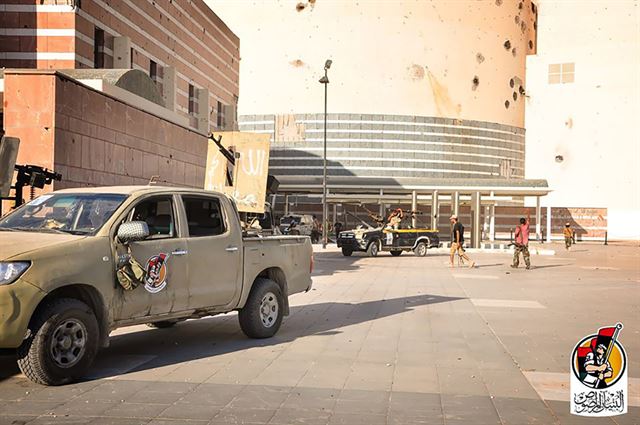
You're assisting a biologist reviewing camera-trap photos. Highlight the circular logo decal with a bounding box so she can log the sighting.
[144,253,168,293]
[571,333,626,389]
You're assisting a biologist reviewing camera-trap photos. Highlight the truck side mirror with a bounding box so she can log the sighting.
[117,221,150,243]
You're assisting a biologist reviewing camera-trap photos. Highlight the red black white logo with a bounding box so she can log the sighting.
[570,323,627,416]
[144,253,169,293]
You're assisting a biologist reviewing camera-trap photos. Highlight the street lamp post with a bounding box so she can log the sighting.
[319,59,332,249]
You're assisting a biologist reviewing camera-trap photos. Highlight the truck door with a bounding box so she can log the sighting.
[114,195,189,320]
[180,194,242,308]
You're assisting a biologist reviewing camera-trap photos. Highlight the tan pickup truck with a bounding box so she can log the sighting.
[0,186,313,385]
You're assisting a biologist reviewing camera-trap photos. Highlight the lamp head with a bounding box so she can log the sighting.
[319,75,329,84]
[324,59,332,70]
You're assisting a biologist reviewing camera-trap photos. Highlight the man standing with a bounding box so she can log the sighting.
[449,215,475,268]
[512,212,531,269]
[563,222,574,250]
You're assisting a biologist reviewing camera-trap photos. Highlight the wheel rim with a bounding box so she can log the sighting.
[50,319,87,368]
[418,244,427,256]
[371,243,378,255]
[259,292,279,328]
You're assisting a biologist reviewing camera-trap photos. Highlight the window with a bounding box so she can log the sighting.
[93,27,105,69]
[130,197,175,238]
[149,60,157,82]
[130,47,134,68]
[217,100,224,128]
[188,84,197,115]
[548,63,575,84]
[182,196,226,237]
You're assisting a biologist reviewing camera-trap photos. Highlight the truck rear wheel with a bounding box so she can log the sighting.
[367,241,379,257]
[17,298,99,386]
[414,242,428,257]
[239,278,284,339]
[390,250,402,257]
[341,247,353,256]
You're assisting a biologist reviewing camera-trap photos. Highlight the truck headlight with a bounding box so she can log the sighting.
[0,262,30,285]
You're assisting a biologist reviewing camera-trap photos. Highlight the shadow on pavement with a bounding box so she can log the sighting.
[81,293,464,380]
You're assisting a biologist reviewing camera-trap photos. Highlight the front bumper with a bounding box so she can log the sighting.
[0,280,46,348]
[337,238,367,250]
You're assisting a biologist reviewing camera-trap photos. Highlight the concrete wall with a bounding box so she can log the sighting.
[524,0,640,239]
[211,0,537,127]
[2,71,207,199]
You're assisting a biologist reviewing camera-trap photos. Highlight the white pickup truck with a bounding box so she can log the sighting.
[0,186,313,385]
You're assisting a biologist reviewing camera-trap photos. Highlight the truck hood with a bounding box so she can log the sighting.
[0,231,85,260]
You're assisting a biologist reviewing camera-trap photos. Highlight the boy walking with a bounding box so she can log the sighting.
[512,212,531,269]
[563,222,574,250]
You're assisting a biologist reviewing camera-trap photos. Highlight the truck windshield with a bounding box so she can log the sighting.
[280,216,301,225]
[0,193,127,235]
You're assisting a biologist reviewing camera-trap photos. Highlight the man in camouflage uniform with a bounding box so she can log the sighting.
[511,212,531,269]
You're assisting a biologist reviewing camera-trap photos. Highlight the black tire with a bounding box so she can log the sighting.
[17,298,99,386]
[367,240,379,257]
[414,241,428,257]
[146,320,182,329]
[290,229,300,236]
[390,250,402,257]
[239,278,284,339]
[341,247,353,257]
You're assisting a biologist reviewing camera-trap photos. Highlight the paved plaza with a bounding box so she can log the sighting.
[0,242,638,424]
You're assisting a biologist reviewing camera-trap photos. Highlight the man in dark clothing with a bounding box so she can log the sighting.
[449,215,475,268]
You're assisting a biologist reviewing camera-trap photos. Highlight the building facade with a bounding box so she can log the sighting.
[0,0,240,132]
[214,0,537,183]
[524,0,639,240]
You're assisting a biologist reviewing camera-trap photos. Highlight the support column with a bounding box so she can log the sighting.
[332,203,337,225]
[489,204,496,241]
[379,189,384,218]
[284,194,289,215]
[546,205,552,242]
[471,192,481,248]
[431,190,439,230]
[536,196,542,241]
[453,191,460,217]
[412,190,418,228]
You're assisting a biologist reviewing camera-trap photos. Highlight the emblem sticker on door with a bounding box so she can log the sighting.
[144,253,169,293]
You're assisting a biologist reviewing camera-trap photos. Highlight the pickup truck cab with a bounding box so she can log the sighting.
[0,186,313,385]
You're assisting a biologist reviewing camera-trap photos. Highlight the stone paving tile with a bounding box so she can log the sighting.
[157,402,222,421]
[280,387,338,412]
[227,385,290,410]
[267,407,330,425]
[0,401,61,416]
[26,416,94,425]
[440,394,502,425]
[47,400,118,418]
[213,407,277,424]
[388,391,442,414]
[490,397,558,424]
[327,412,387,425]
[101,401,170,419]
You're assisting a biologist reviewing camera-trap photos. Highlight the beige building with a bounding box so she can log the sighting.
[525,0,640,239]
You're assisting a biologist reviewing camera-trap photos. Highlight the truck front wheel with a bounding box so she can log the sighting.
[367,240,379,257]
[239,278,284,339]
[341,247,353,256]
[17,298,99,386]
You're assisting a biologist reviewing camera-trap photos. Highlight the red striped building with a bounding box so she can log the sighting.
[0,0,240,131]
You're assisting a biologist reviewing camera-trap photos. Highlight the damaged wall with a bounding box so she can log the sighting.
[211,0,537,127]
[524,0,640,239]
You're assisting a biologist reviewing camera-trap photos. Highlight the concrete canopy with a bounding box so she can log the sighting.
[277,176,551,197]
